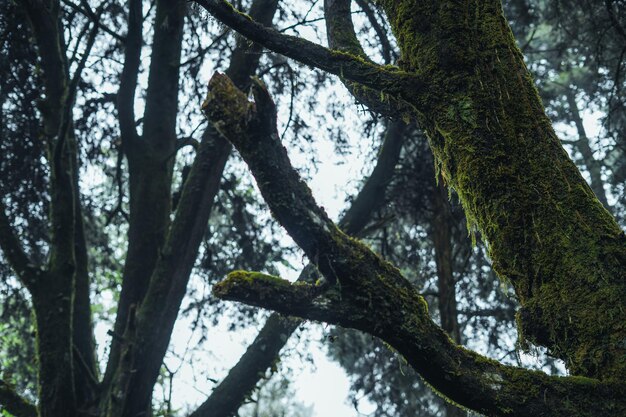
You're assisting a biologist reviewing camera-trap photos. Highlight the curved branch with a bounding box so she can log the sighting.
[323,0,414,117]
[194,0,426,104]
[214,271,626,417]
[203,73,626,417]
[190,119,404,417]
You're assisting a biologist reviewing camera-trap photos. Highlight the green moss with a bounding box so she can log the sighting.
[376,0,626,380]
[214,270,291,295]
[221,0,253,21]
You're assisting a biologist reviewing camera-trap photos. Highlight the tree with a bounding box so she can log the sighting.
[198,0,626,415]
[0,0,625,417]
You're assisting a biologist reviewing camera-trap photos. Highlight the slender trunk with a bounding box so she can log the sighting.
[432,179,461,344]
[431,178,464,417]
[107,0,280,414]
[565,89,611,210]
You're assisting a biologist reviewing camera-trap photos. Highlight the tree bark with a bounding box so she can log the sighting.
[378,0,626,380]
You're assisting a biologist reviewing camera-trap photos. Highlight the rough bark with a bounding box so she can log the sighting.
[202,73,626,417]
[198,0,626,382]
[379,0,626,380]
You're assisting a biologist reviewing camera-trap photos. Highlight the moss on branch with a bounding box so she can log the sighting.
[203,72,626,416]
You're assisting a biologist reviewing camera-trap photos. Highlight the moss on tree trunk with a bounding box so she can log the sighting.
[379,0,626,380]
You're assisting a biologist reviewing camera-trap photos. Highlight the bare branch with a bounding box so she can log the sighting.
[61,0,125,42]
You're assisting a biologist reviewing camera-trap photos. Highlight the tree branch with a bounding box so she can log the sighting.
[0,201,43,290]
[191,117,404,417]
[203,73,626,417]
[0,380,37,417]
[104,1,280,414]
[116,0,142,148]
[61,0,125,42]
[194,0,426,104]
[323,0,414,118]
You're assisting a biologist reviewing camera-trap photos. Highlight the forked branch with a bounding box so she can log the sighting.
[203,73,626,417]
[194,0,426,104]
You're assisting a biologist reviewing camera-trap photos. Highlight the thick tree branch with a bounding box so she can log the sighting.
[194,0,426,104]
[323,0,413,118]
[204,74,626,417]
[0,380,37,417]
[191,119,404,417]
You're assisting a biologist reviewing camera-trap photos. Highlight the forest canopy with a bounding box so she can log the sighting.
[1,0,625,416]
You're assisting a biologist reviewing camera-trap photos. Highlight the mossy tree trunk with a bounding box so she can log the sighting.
[378,0,626,380]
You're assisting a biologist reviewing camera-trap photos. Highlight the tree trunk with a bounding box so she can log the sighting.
[431,179,464,417]
[379,0,626,380]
